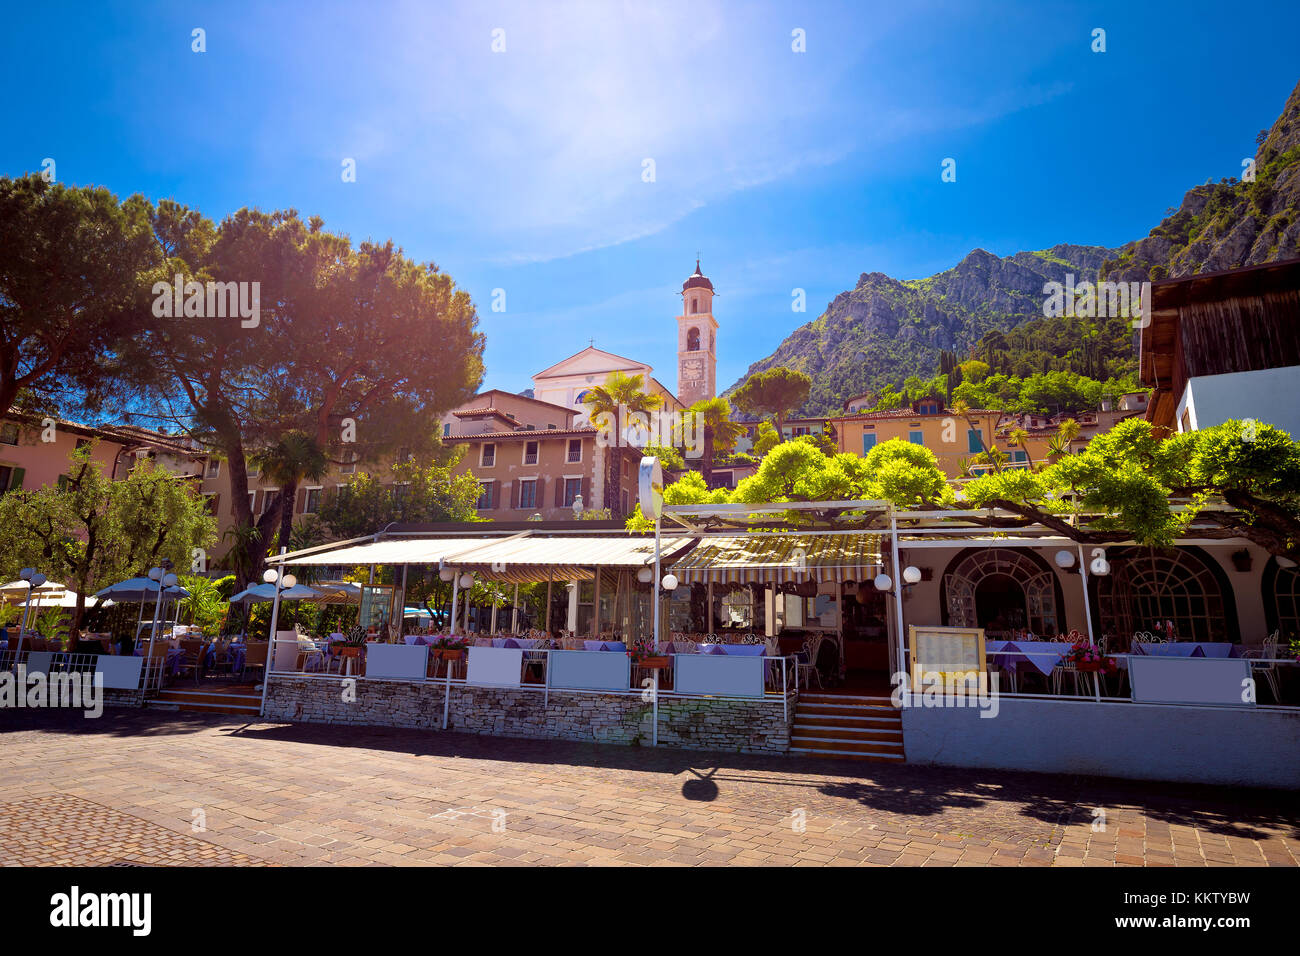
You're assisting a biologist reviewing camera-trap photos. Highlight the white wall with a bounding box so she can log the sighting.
[1178,365,1300,438]
[902,697,1300,789]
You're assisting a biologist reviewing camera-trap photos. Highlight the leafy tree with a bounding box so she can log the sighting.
[0,175,160,418]
[177,574,234,633]
[250,430,328,553]
[732,366,812,433]
[317,454,482,540]
[0,443,217,630]
[125,206,485,585]
[751,421,781,456]
[642,442,685,472]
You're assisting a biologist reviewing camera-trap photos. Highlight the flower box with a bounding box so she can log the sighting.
[635,655,671,669]
[432,648,465,662]
[330,643,363,658]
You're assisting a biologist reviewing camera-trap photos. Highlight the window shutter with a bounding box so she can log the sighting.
[249,491,259,514]
[536,478,545,510]
[209,494,220,516]
[555,476,563,507]
[512,481,519,509]
[8,468,24,491]
[581,475,589,506]
[491,481,499,509]
[295,488,307,513]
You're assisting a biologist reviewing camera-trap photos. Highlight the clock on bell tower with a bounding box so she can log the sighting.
[676,259,718,407]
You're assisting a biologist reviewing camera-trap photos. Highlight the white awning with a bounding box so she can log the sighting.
[669,533,884,585]
[447,535,696,583]
[277,537,513,567]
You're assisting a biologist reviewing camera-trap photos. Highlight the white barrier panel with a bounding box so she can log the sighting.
[549,650,629,691]
[1129,656,1254,706]
[96,656,144,690]
[467,646,524,687]
[24,651,54,675]
[365,643,429,681]
[675,654,765,698]
[273,639,302,673]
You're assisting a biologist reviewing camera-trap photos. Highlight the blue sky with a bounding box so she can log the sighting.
[3,1,1297,396]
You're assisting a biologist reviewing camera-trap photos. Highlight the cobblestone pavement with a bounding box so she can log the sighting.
[1,709,1296,867]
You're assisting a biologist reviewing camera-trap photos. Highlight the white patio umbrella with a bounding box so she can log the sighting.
[0,579,70,604]
[228,583,321,604]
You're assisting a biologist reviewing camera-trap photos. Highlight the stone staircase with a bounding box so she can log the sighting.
[790,693,905,761]
[146,686,262,717]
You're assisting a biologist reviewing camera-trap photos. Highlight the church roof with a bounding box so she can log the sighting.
[682,259,714,292]
[532,346,650,380]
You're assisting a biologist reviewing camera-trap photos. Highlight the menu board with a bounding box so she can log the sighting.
[908,625,986,681]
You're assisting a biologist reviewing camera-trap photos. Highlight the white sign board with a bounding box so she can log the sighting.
[364,643,428,681]
[638,456,664,519]
[96,656,144,690]
[674,654,765,698]
[1129,657,1254,706]
[549,649,630,691]
[467,646,524,687]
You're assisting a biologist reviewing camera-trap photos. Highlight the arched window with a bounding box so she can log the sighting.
[575,390,590,405]
[1263,558,1300,642]
[1095,547,1232,643]
[942,548,1061,636]
[687,327,700,351]
[690,298,699,314]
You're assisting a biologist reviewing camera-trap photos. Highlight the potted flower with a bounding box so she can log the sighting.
[629,639,669,669]
[430,635,470,661]
[1063,640,1116,673]
[330,625,367,659]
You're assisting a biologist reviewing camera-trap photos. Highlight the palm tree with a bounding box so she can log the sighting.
[1008,427,1036,471]
[249,429,328,554]
[1057,418,1082,454]
[951,400,998,472]
[581,372,662,512]
[686,397,746,488]
[1045,433,1071,462]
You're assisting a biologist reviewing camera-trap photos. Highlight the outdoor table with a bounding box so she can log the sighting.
[985,640,1070,676]
[1133,641,1238,658]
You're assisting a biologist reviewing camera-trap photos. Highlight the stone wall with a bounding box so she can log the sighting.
[264,676,794,755]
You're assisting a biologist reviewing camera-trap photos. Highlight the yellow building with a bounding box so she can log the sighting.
[827,401,1008,476]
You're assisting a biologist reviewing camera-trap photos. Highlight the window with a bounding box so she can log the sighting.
[690,299,699,314]
[523,441,539,465]
[202,493,219,516]
[443,423,451,437]
[261,489,280,515]
[1097,548,1228,643]
[0,423,19,445]
[304,487,323,514]
[248,490,256,512]
[340,454,357,475]
[862,433,877,454]
[792,426,810,437]
[621,458,629,478]
[518,478,537,509]
[908,430,924,446]
[687,328,700,351]
[476,481,494,510]
[621,490,629,515]
[480,443,496,467]
[206,459,221,479]
[918,401,940,415]
[1267,561,1300,642]
[1011,450,1028,464]
[967,428,983,453]
[566,439,582,463]
[563,477,582,507]
[0,465,13,492]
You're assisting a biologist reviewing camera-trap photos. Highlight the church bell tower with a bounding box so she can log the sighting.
[676,259,718,407]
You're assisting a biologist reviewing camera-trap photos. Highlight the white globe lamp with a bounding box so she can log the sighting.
[661,574,678,591]
[1055,550,1075,569]
[902,566,922,585]
[636,567,652,584]
[263,568,278,584]
[874,573,892,591]
[459,573,474,589]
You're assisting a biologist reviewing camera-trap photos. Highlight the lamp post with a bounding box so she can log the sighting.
[16,568,46,656]
[146,560,177,689]
[258,550,296,716]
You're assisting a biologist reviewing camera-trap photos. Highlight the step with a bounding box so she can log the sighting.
[792,731,904,748]
[799,693,895,705]
[149,701,261,716]
[789,745,906,762]
[791,713,901,729]
[797,703,901,719]
[792,724,903,742]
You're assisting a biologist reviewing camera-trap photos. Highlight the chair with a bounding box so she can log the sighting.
[175,639,209,685]
[1248,630,1282,703]
[797,634,823,690]
[143,640,171,689]
[242,642,269,684]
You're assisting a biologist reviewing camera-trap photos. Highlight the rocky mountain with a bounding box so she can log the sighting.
[1103,79,1300,283]
[729,244,1117,416]
[732,78,1300,417]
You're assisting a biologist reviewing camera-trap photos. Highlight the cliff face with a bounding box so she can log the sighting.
[730,244,1116,416]
[730,80,1300,417]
